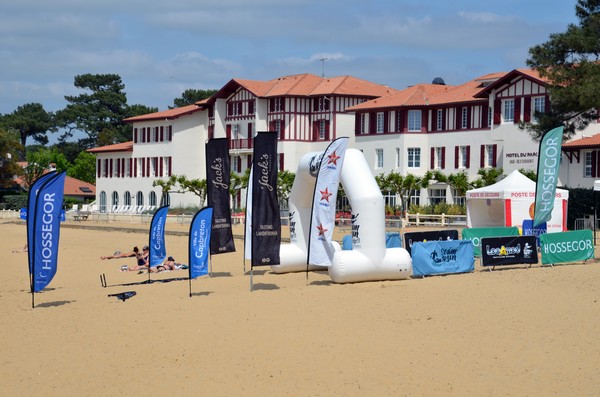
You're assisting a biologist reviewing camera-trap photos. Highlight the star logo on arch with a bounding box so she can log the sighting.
[320,187,333,202]
[327,151,341,166]
[316,223,328,236]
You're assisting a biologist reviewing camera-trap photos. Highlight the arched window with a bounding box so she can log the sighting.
[124,191,131,206]
[149,191,157,207]
[136,191,144,207]
[111,191,119,211]
[100,191,107,213]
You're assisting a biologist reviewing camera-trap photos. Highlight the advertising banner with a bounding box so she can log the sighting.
[411,240,475,277]
[31,172,66,292]
[308,137,349,266]
[480,235,538,267]
[461,226,520,257]
[533,126,563,227]
[539,230,594,265]
[403,229,459,256]
[251,132,281,267]
[206,138,235,254]
[189,207,213,279]
[522,220,547,246]
[149,205,169,267]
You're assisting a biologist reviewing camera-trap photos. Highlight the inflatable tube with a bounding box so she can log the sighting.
[329,149,412,283]
[271,241,340,273]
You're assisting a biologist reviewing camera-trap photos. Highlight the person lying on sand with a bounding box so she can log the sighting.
[101,246,143,260]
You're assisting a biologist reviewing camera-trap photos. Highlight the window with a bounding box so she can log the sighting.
[319,120,327,140]
[376,149,384,169]
[232,124,240,139]
[112,191,119,208]
[429,188,446,205]
[274,119,282,139]
[149,191,157,207]
[436,109,443,131]
[317,97,330,111]
[408,148,421,168]
[272,98,284,112]
[152,127,158,142]
[435,147,443,169]
[488,107,492,126]
[125,159,131,177]
[100,191,107,213]
[395,148,400,168]
[409,189,420,207]
[136,191,144,207]
[585,152,593,177]
[533,96,545,122]
[503,99,514,123]
[452,188,465,206]
[231,155,240,173]
[376,112,384,134]
[485,144,495,167]
[124,191,131,206]
[461,107,468,129]
[460,146,468,168]
[408,110,422,131]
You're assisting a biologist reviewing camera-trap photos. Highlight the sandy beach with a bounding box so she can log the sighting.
[2,218,600,396]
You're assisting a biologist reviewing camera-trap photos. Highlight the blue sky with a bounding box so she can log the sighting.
[0,0,579,116]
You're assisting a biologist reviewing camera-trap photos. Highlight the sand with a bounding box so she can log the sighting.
[2,218,600,396]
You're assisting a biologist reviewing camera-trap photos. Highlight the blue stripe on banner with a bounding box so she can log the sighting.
[149,205,169,267]
[32,172,66,292]
[189,207,213,279]
[411,240,475,277]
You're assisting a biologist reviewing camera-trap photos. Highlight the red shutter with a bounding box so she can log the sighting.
[134,159,137,177]
[515,98,521,123]
[480,145,485,168]
[430,147,435,169]
[492,144,497,168]
[441,108,446,130]
[441,147,446,169]
[421,110,427,132]
[279,153,284,171]
[168,157,172,176]
[466,146,471,169]
[493,99,501,125]
[355,113,360,135]
[596,151,600,178]
[481,104,489,128]
[524,98,531,123]
[247,155,252,169]
[454,146,459,168]
[168,126,173,141]
[141,158,145,177]
[159,157,163,176]
[248,122,253,139]
[129,158,132,177]
[383,112,388,133]
[326,120,331,140]
[369,113,376,134]
[97,159,101,177]
[146,128,150,143]
[160,126,164,141]
[466,107,471,129]
[455,108,460,130]
[269,100,274,112]
[237,157,242,173]
[545,95,551,113]
[134,128,138,143]
[109,159,113,178]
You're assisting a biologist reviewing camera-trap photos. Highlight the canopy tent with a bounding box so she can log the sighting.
[466,170,568,233]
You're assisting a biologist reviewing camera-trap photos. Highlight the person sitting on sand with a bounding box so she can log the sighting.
[101,246,143,260]
[122,246,150,272]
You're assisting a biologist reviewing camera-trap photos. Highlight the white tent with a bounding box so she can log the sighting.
[466,170,568,233]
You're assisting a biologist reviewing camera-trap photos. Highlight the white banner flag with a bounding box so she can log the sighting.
[308,137,349,266]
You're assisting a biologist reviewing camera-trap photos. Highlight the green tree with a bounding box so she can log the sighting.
[176,175,207,207]
[55,74,131,148]
[472,168,505,188]
[518,168,537,182]
[379,171,425,213]
[68,151,97,184]
[171,89,217,108]
[277,170,295,203]
[0,103,53,155]
[153,175,179,207]
[0,128,23,188]
[525,0,600,140]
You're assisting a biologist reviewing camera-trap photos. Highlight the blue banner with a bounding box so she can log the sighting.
[31,172,66,292]
[27,171,57,276]
[20,207,27,220]
[522,219,546,246]
[189,207,213,279]
[149,205,169,267]
[411,240,475,277]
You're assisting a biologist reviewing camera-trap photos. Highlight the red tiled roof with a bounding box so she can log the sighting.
[562,133,600,149]
[64,175,96,197]
[87,141,133,153]
[123,104,204,123]
[474,68,549,98]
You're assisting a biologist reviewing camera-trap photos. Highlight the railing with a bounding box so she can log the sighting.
[0,210,20,219]
[404,213,466,227]
[229,138,253,150]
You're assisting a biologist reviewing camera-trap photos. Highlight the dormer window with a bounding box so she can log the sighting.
[502,99,514,123]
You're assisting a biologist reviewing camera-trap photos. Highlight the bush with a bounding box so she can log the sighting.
[447,204,466,215]
[4,195,27,210]
[433,202,450,215]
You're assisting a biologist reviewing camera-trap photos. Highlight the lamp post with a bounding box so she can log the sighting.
[594,180,600,245]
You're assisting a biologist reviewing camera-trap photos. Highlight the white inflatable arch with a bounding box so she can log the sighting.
[272,148,412,283]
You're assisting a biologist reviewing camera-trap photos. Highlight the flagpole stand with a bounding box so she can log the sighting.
[250,268,253,292]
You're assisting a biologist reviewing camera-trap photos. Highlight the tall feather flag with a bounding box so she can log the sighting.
[243,167,253,261]
[148,205,169,270]
[308,137,349,266]
[27,171,57,276]
[206,138,236,254]
[29,171,66,306]
[533,126,563,227]
[189,206,213,279]
[250,132,281,267]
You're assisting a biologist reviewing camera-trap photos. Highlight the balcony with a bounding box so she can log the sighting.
[229,138,253,151]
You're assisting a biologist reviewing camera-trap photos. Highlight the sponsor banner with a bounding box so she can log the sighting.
[533,126,563,227]
[461,226,520,257]
[480,235,538,267]
[251,132,281,267]
[149,205,169,267]
[31,172,66,292]
[243,167,253,260]
[403,229,459,256]
[308,137,349,266]
[412,240,475,277]
[206,138,235,255]
[522,220,547,246]
[189,207,213,279]
[20,207,27,220]
[27,171,57,274]
[540,230,594,265]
